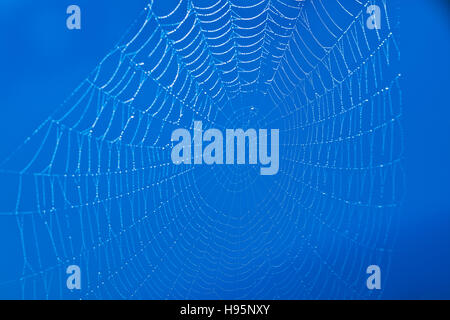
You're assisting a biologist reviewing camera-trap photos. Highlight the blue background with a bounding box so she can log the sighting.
[0,0,448,299]
[385,0,450,299]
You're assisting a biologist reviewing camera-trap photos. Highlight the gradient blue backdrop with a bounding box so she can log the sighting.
[0,0,448,299]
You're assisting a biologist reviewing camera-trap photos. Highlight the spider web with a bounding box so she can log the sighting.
[0,0,402,299]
